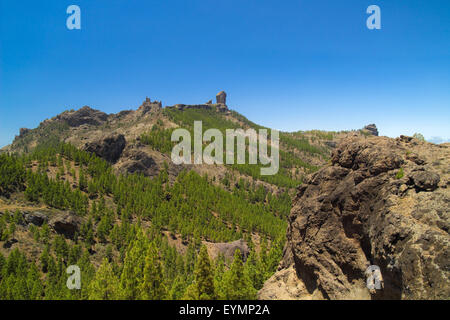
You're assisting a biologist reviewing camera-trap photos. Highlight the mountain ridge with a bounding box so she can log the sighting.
[0,94,391,300]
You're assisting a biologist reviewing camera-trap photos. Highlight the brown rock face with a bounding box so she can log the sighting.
[49,212,82,239]
[83,133,126,163]
[115,146,158,176]
[362,124,379,136]
[260,134,450,300]
[216,91,227,105]
[57,106,108,127]
[24,211,48,226]
[205,239,249,262]
[138,97,162,115]
[19,128,30,137]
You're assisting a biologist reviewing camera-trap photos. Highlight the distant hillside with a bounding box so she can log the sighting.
[4,95,355,188]
[0,93,372,300]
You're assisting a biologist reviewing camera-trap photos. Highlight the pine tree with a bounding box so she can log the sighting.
[220,249,257,300]
[120,232,147,299]
[27,263,43,300]
[77,249,95,300]
[88,258,120,300]
[40,246,50,273]
[79,169,87,191]
[0,253,5,279]
[0,217,6,241]
[183,245,215,300]
[168,275,186,300]
[213,253,226,299]
[40,223,50,244]
[140,243,166,300]
[8,222,16,238]
[244,249,264,290]
[195,246,215,299]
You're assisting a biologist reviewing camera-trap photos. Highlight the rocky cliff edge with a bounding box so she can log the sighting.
[260,134,449,300]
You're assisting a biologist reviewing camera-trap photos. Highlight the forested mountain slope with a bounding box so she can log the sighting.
[0,95,367,299]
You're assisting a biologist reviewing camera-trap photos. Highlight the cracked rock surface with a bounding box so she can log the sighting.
[260,134,450,300]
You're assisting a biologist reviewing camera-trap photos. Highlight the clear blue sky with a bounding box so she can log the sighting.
[1,0,449,147]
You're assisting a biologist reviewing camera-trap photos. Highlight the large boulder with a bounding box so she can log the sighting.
[83,133,126,163]
[362,124,379,136]
[24,211,48,226]
[49,212,82,239]
[260,134,450,300]
[410,170,440,191]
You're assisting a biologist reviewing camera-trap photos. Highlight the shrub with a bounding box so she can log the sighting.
[395,168,404,179]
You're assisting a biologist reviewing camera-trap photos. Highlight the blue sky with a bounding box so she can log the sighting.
[1,0,449,147]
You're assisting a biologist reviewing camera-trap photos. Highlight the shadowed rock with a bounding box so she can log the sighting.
[362,124,379,136]
[83,133,126,163]
[56,106,108,127]
[3,238,18,249]
[410,171,440,191]
[49,212,82,239]
[116,147,158,176]
[24,211,48,226]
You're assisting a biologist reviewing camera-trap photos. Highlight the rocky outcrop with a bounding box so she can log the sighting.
[172,104,210,111]
[410,171,440,191]
[19,128,31,137]
[324,141,337,149]
[138,97,162,115]
[260,134,450,300]
[83,133,126,163]
[49,212,82,239]
[362,124,379,136]
[205,239,249,262]
[56,106,108,127]
[169,103,229,113]
[216,91,227,105]
[115,146,158,176]
[24,211,48,226]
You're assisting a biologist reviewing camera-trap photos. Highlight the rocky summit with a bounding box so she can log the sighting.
[260,134,449,300]
[362,124,379,136]
[216,91,227,105]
